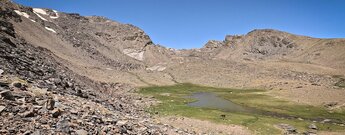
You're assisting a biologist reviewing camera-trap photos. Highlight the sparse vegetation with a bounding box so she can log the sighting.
[140,83,345,135]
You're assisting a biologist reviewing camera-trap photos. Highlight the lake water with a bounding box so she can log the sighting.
[187,92,253,113]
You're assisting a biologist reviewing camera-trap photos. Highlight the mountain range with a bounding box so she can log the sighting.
[1,0,344,134]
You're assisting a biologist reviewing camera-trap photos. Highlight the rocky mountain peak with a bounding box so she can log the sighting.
[247,29,289,35]
[203,40,224,49]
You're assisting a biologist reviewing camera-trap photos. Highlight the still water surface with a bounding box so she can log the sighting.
[187,92,253,113]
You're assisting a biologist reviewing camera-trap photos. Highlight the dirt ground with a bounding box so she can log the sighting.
[158,116,252,135]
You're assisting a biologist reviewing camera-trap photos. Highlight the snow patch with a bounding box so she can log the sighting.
[50,16,59,19]
[146,66,166,72]
[14,10,30,19]
[30,19,36,22]
[33,8,47,15]
[33,8,48,21]
[45,27,56,33]
[123,49,144,61]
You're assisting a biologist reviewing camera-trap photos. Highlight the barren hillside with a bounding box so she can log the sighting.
[1,0,345,134]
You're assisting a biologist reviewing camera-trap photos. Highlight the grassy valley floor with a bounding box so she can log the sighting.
[139,83,345,135]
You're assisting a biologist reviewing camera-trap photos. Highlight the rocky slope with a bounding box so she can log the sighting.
[0,1,191,134]
[1,0,345,134]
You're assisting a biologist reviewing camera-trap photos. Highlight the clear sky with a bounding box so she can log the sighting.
[14,0,345,49]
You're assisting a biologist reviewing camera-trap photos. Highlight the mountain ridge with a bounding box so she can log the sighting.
[1,1,345,134]
[3,0,345,86]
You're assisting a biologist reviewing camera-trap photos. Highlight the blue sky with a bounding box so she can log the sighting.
[14,0,345,49]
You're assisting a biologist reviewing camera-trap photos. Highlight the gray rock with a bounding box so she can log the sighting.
[39,117,48,124]
[303,130,317,135]
[0,90,15,100]
[116,120,128,126]
[0,105,5,112]
[308,123,318,130]
[32,130,40,135]
[322,119,331,123]
[56,118,70,133]
[75,129,88,135]
[277,123,297,134]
